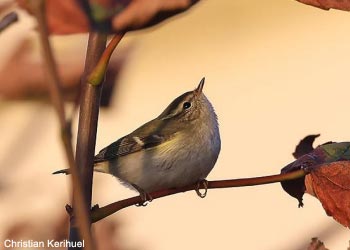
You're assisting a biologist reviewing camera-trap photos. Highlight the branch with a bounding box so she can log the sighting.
[87,34,124,86]
[69,31,108,249]
[91,169,307,223]
[0,12,18,33]
[27,1,93,249]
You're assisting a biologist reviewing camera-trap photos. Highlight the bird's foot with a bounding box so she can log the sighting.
[135,191,153,207]
[132,184,153,206]
[195,179,208,198]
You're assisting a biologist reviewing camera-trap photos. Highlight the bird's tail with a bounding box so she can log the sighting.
[93,161,110,173]
[52,162,109,175]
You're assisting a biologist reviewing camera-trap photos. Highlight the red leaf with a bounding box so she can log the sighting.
[293,134,320,159]
[17,0,90,34]
[17,0,199,34]
[307,238,329,250]
[305,161,350,227]
[281,137,350,205]
[297,0,350,11]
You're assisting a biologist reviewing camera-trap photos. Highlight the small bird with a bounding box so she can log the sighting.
[55,78,221,199]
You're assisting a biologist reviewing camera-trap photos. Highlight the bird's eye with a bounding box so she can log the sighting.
[183,102,191,110]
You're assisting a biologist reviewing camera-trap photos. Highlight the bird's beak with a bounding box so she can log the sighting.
[195,77,205,95]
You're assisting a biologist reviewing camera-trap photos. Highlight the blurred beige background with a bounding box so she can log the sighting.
[0,0,350,249]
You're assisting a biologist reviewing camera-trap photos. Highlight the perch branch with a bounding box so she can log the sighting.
[91,169,307,223]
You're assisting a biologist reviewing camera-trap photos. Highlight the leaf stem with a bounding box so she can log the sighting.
[87,33,124,86]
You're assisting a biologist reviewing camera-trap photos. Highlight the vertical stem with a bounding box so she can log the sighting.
[77,32,107,206]
[69,32,107,249]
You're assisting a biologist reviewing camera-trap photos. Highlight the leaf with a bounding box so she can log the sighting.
[110,0,199,33]
[281,134,321,207]
[307,238,329,250]
[281,139,350,207]
[17,0,199,34]
[17,0,90,34]
[0,39,83,99]
[281,139,350,227]
[293,134,320,159]
[305,161,350,227]
[0,38,127,103]
[296,0,350,11]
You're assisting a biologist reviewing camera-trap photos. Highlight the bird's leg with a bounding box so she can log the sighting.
[132,184,153,206]
[195,179,208,198]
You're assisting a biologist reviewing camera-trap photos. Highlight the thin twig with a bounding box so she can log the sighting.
[0,12,18,33]
[88,33,125,86]
[27,1,93,249]
[91,169,307,223]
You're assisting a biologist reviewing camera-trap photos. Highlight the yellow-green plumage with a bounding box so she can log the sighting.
[55,78,221,194]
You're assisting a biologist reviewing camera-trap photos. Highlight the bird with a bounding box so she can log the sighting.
[54,78,221,201]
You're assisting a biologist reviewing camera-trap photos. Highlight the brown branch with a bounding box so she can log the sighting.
[74,32,107,208]
[27,1,93,249]
[0,12,18,33]
[91,169,307,223]
[69,31,107,249]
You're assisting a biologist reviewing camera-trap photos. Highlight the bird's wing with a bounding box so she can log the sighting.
[94,134,168,163]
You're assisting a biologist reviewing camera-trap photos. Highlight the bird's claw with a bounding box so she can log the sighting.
[195,179,208,198]
[131,184,153,207]
[136,192,153,207]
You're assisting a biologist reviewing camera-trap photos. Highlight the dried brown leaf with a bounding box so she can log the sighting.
[17,0,90,34]
[111,0,199,32]
[307,238,329,250]
[17,0,199,34]
[0,39,83,99]
[305,161,350,227]
[293,134,320,159]
[281,138,350,210]
[297,0,350,11]
[0,38,128,103]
